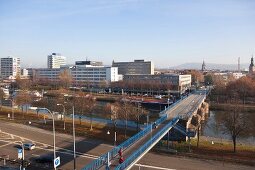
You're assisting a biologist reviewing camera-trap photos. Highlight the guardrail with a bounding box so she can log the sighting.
[115,117,180,170]
[159,95,188,117]
[82,124,152,170]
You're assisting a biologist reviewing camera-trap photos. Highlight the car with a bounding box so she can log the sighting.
[23,143,36,150]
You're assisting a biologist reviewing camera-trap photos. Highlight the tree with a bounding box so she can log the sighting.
[221,105,247,152]
[0,89,5,110]
[59,69,73,89]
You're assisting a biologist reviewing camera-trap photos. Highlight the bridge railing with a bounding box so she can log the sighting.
[82,124,152,170]
[159,95,188,117]
[115,117,180,170]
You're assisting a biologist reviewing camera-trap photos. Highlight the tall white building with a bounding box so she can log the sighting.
[1,57,21,79]
[47,53,66,69]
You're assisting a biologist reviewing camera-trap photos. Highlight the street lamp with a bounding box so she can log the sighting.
[72,106,76,170]
[16,141,24,169]
[37,108,56,170]
[57,103,66,130]
[5,98,14,120]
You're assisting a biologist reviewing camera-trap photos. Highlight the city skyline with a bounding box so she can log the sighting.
[0,0,255,68]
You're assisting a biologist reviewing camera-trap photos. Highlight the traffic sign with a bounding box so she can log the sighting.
[18,149,22,159]
[54,156,60,168]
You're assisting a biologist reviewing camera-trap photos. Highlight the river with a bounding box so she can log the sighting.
[201,110,255,145]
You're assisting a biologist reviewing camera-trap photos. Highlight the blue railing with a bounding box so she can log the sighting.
[82,124,152,170]
[82,95,190,170]
[115,117,180,170]
[159,95,188,116]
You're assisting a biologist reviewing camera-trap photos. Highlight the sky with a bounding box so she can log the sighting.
[0,0,255,68]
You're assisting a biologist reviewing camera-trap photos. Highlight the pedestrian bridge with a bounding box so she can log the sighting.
[82,93,206,170]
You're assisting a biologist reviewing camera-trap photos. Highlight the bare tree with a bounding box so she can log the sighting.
[59,69,73,89]
[221,105,247,152]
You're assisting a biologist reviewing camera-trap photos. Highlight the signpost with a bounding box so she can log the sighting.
[54,156,60,168]
[18,149,22,159]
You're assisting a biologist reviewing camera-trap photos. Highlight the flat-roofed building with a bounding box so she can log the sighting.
[33,61,120,85]
[1,57,21,79]
[112,59,154,75]
[124,74,191,94]
[47,53,66,69]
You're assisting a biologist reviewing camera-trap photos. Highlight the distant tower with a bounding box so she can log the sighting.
[202,60,206,72]
[249,55,255,75]
[238,57,240,72]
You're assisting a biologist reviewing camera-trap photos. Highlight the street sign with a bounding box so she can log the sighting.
[54,156,60,168]
[18,149,22,159]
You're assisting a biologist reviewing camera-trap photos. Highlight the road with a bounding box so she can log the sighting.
[0,120,254,170]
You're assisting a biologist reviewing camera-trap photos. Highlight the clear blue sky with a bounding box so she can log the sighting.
[0,0,255,68]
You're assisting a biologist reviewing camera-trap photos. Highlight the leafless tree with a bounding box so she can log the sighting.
[220,105,248,152]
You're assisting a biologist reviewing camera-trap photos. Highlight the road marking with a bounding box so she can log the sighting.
[135,164,176,170]
[32,154,40,157]
[0,142,12,148]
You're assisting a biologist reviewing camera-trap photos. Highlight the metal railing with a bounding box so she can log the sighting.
[82,124,152,170]
[159,95,189,116]
[115,117,180,170]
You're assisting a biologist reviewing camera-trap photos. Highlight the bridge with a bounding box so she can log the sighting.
[82,92,207,170]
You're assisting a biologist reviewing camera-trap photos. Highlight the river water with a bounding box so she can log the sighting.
[201,110,255,145]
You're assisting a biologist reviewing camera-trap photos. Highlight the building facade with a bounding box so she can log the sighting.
[0,57,21,79]
[47,53,66,69]
[112,59,154,75]
[34,62,120,85]
[124,74,191,94]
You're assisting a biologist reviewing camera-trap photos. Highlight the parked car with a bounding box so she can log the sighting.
[23,143,36,150]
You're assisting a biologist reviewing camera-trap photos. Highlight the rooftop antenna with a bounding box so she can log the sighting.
[238,57,240,72]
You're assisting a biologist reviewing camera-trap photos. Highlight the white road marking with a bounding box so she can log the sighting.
[135,164,176,170]
[0,142,12,148]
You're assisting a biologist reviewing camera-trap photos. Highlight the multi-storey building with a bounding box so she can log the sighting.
[33,61,120,85]
[0,57,21,79]
[112,59,154,75]
[124,74,191,94]
[47,53,66,69]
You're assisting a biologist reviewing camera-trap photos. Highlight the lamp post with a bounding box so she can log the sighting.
[17,141,24,169]
[37,108,56,170]
[57,103,66,130]
[72,106,76,170]
[5,98,14,120]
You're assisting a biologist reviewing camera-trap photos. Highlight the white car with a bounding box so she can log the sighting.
[23,143,36,150]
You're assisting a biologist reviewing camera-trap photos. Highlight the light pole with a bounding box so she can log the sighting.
[5,98,14,120]
[57,103,66,130]
[17,141,24,169]
[37,108,56,170]
[72,106,76,170]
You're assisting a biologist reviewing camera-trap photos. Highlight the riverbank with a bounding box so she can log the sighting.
[210,102,255,112]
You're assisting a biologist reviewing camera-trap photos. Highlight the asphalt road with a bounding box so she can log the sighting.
[0,121,254,170]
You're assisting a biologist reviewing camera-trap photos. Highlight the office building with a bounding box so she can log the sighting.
[34,61,121,85]
[112,59,154,75]
[47,53,66,69]
[0,57,21,79]
[124,74,191,94]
